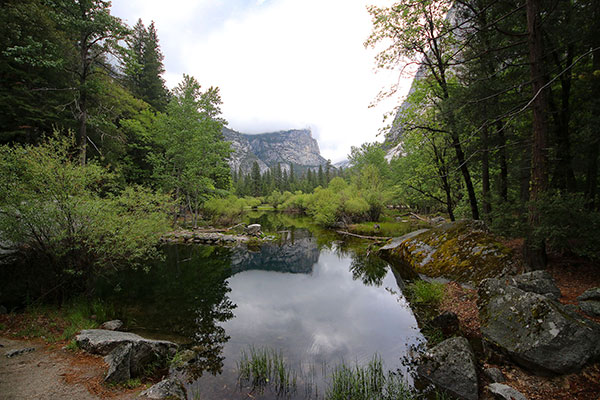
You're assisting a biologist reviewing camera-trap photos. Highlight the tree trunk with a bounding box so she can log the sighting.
[482,124,491,218]
[77,4,89,166]
[585,13,600,209]
[549,44,576,192]
[497,121,509,202]
[450,130,480,220]
[524,0,549,269]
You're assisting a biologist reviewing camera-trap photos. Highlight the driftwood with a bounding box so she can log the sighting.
[336,231,391,241]
[409,212,429,222]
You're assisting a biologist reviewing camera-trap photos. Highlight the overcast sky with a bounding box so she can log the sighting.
[110,0,411,163]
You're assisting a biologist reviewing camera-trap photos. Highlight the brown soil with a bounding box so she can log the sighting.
[439,249,600,400]
[0,337,143,400]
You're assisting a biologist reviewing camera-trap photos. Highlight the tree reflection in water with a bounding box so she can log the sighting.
[94,245,237,379]
[349,249,390,287]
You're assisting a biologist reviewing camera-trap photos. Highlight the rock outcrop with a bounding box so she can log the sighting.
[223,127,328,175]
[379,220,514,285]
[478,276,600,375]
[417,336,479,400]
[76,329,177,383]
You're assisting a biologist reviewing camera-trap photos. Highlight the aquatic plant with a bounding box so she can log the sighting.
[237,346,298,395]
[326,356,416,400]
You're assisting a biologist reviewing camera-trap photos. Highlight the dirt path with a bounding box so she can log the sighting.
[0,337,140,400]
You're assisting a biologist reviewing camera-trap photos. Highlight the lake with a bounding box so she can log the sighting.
[93,217,425,399]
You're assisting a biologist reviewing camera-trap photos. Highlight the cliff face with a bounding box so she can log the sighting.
[223,127,328,174]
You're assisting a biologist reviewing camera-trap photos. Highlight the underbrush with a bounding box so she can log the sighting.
[0,298,116,344]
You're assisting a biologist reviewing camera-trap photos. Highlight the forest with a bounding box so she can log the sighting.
[2,1,600,399]
[1,0,599,286]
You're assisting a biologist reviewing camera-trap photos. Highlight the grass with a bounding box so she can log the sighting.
[403,280,448,346]
[236,348,449,400]
[326,356,417,400]
[3,298,116,343]
[405,280,446,306]
[237,346,297,395]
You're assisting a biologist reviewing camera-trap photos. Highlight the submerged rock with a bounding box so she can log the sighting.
[478,278,600,375]
[379,220,514,285]
[417,336,478,400]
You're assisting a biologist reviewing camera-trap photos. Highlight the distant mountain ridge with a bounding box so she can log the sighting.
[223,127,328,175]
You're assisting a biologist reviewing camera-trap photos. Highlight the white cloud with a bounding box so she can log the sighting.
[110,0,410,162]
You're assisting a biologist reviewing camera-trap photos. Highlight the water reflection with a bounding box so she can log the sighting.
[94,245,237,378]
[349,250,390,287]
[93,221,423,398]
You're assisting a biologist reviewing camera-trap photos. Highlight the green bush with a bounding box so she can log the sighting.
[0,134,172,284]
[203,194,246,224]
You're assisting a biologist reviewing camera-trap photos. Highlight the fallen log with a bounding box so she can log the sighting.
[336,231,391,241]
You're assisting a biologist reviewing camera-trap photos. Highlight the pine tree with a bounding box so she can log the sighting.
[251,161,261,197]
[123,19,168,111]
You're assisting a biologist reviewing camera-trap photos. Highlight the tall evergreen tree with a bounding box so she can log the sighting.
[123,19,168,111]
[251,161,262,197]
[48,0,129,164]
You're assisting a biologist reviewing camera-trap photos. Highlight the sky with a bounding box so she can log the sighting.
[110,0,412,163]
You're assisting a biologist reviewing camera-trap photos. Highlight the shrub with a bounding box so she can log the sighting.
[203,194,246,224]
[0,134,172,287]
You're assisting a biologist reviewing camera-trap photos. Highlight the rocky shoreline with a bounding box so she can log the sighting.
[380,220,600,400]
[160,223,271,245]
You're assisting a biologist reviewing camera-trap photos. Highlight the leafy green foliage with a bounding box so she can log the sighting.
[0,134,172,284]
[149,74,231,227]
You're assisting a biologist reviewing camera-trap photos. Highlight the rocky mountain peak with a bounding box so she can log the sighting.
[223,127,328,175]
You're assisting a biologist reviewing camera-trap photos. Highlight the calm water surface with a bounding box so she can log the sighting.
[94,221,424,399]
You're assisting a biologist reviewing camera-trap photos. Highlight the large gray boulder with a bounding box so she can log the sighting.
[104,343,133,383]
[417,337,479,400]
[508,270,561,300]
[378,220,514,285]
[76,329,177,383]
[478,278,600,375]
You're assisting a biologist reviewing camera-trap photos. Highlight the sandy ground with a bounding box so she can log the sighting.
[0,337,140,400]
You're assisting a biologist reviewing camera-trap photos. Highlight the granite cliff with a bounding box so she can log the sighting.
[223,127,328,175]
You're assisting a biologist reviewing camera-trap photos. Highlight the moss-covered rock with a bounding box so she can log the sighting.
[379,220,514,285]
